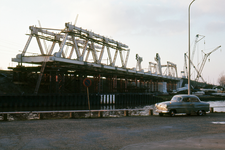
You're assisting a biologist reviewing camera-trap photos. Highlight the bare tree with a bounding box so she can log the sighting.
[218,73,225,87]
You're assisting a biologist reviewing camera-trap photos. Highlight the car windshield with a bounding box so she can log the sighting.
[171,96,182,102]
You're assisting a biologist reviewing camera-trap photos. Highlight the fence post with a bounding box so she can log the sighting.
[98,111,103,118]
[210,107,214,113]
[3,114,7,121]
[149,109,153,115]
[39,113,44,119]
[124,110,129,116]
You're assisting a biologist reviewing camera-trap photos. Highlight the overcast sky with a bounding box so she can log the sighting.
[0,0,224,85]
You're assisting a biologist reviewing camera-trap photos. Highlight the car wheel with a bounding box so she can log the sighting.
[170,110,176,117]
[197,110,204,116]
[159,113,163,116]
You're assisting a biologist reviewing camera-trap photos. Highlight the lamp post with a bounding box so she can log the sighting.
[188,0,195,95]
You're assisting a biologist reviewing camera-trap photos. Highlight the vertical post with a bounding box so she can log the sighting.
[87,87,91,117]
[149,109,153,116]
[188,0,196,95]
[98,111,103,118]
[3,114,7,121]
[210,107,214,113]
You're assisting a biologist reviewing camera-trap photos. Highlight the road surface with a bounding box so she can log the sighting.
[0,113,225,150]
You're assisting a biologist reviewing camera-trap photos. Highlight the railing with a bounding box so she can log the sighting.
[1,106,223,121]
[0,108,154,121]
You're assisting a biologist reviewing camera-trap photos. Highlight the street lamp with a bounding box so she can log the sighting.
[188,0,195,95]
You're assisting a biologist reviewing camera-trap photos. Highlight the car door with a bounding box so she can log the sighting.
[180,97,193,113]
[190,97,201,112]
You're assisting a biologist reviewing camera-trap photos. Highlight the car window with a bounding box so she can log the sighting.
[182,97,191,102]
[190,97,200,102]
[171,96,181,102]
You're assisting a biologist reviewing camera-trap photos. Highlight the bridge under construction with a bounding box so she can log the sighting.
[2,22,219,108]
[11,22,180,95]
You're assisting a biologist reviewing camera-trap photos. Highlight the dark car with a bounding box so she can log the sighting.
[155,94,210,116]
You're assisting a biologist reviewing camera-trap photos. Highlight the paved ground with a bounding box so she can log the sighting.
[0,113,225,150]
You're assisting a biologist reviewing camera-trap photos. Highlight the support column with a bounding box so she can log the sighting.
[113,75,117,93]
[125,78,128,92]
[147,80,150,93]
[94,74,101,93]
[150,79,152,92]
[156,80,158,92]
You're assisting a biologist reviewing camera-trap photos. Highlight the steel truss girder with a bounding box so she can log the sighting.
[148,62,157,74]
[15,23,130,68]
[161,61,178,78]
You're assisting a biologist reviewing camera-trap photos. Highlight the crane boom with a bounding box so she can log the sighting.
[185,53,205,82]
[195,45,221,81]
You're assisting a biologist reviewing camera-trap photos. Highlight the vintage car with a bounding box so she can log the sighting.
[155,94,210,116]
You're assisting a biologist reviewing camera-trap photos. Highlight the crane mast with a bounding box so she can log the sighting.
[191,34,205,62]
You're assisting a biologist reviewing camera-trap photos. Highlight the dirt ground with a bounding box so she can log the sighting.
[0,113,225,150]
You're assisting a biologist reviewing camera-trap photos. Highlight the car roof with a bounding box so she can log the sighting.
[173,94,199,98]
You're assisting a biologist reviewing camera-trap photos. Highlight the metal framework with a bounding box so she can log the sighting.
[11,22,180,94]
[195,45,221,82]
[191,34,205,62]
[14,23,130,68]
[148,53,177,78]
[184,45,221,83]
[162,61,178,78]
[148,62,157,74]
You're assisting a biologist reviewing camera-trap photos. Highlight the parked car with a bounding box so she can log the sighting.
[155,94,210,116]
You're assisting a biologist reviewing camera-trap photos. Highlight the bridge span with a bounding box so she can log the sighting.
[11,22,181,95]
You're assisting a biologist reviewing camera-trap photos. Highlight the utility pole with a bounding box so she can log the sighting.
[188,0,196,95]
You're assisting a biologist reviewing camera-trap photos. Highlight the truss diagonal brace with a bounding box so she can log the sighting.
[48,41,56,55]
[107,46,112,65]
[22,34,33,56]
[124,49,130,68]
[54,33,68,57]
[91,41,98,63]
[81,39,89,61]
[36,36,45,55]
[98,45,105,64]
[112,49,119,67]
[71,35,81,60]
[119,50,124,67]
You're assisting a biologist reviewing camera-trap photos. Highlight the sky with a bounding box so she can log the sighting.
[0,0,224,85]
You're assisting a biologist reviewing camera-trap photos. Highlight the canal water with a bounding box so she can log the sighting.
[207,100,225,112]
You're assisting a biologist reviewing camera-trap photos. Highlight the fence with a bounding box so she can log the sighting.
[0,93,163,108]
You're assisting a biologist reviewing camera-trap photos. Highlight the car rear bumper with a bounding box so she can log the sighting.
[156,109,170,113]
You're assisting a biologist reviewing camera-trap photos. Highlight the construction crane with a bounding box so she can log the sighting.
[184,53,205,82]
[191,34,205,62]
[195,45,221,81]
[183,34,205,78]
